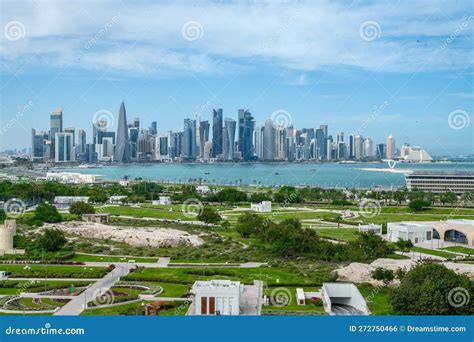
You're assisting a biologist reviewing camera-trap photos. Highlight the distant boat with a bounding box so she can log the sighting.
[274,172,279,175]
[204,172,211,175]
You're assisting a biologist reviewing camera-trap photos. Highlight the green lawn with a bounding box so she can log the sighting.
[441,246,473,255]
[385,253,410,260]
[358,284,395,315]
[263,286,326,315]
[313,228,359,242]
[65,253,158,263]
[410,247,458,259]
[0,264,109,278]
[124,266,330,287]
[156,282,189,298]
[0,280,91,295]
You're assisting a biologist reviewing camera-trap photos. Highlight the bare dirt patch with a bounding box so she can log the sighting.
[43,221,204,248]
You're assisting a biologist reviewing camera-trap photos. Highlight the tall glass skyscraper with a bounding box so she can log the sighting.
[49,107,63,160]
[212,109,223,158]
[114,101,131,163]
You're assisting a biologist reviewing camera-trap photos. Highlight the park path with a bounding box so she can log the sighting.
[53,263,130,316]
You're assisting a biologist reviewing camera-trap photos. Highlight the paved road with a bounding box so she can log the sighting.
[54,263,130,316]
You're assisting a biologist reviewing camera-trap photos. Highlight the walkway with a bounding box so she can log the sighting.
[53,263,130,316]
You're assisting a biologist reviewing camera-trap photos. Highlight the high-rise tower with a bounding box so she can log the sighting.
[114,101,131,163]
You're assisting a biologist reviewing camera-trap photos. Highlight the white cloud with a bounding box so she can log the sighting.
[0,0,472,76]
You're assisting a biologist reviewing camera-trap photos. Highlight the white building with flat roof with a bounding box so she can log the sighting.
[414,220,474,247]
[152,196,171,205]
[190,280,241,316]
[251,201,272,213]
[387,222,433,243]
[189,279,263,316]
[196,185,210,194]
[358,224,382,235]
[46,172,100,184]
[54,196,90,209]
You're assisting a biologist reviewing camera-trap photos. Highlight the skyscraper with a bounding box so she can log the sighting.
[149,121,157,135]
[212,109,223,158]
[237,109,254,160]
[55,132,74,162]
[182,118,196,160]
[263,118,275,160]
[49,107,63,160]
[114,101,131,163]
[31,129,45,162]
[386,134,395,159]
[199,120,210,158]
[223,118,236,160]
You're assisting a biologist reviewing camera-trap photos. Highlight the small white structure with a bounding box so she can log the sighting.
[191,280,241,316]
[250,201,272,213]
[358,224,382,235]
[0,271,8,280]
[152,196,171,205]
[387,222,433,243]
[46,172,99,184]
[108,195,128,204]
[119,180,130,187]
[196,185,210,194]
[321,283,369,315]
[296,288,305,305]
[189,279,263,316]
[53,196,90,209]
[0,220,25,256]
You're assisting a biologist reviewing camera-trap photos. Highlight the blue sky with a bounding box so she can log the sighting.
[0,0,473,156]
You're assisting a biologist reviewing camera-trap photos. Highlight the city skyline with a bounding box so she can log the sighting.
[29,100,440,164]
[0,1,472,155]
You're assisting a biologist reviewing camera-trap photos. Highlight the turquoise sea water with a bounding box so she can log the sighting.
[58,162,474,189]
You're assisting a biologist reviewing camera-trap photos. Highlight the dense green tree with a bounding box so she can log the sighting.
[235,212,263,238]
[273,186,302,204]
[395,238,413,253]
[371,267,395,286]
[408,199,431,212]
[37,228,67,252]
[33,203,62,223]
[391,262,473,315]
[348,232,394,259]
[69,201,95,217]
[215,188,248,204]
[196,206,221,224]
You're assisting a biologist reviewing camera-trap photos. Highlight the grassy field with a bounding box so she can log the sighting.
[0,280,91,295]
[410,247,458,259]
[65,254,158,263]
[358,284,395,315]
[0,264,109,278]
[441,246,473,255]
[262,286,326,315]
[312,228,358,242]
[123,266,331,287]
